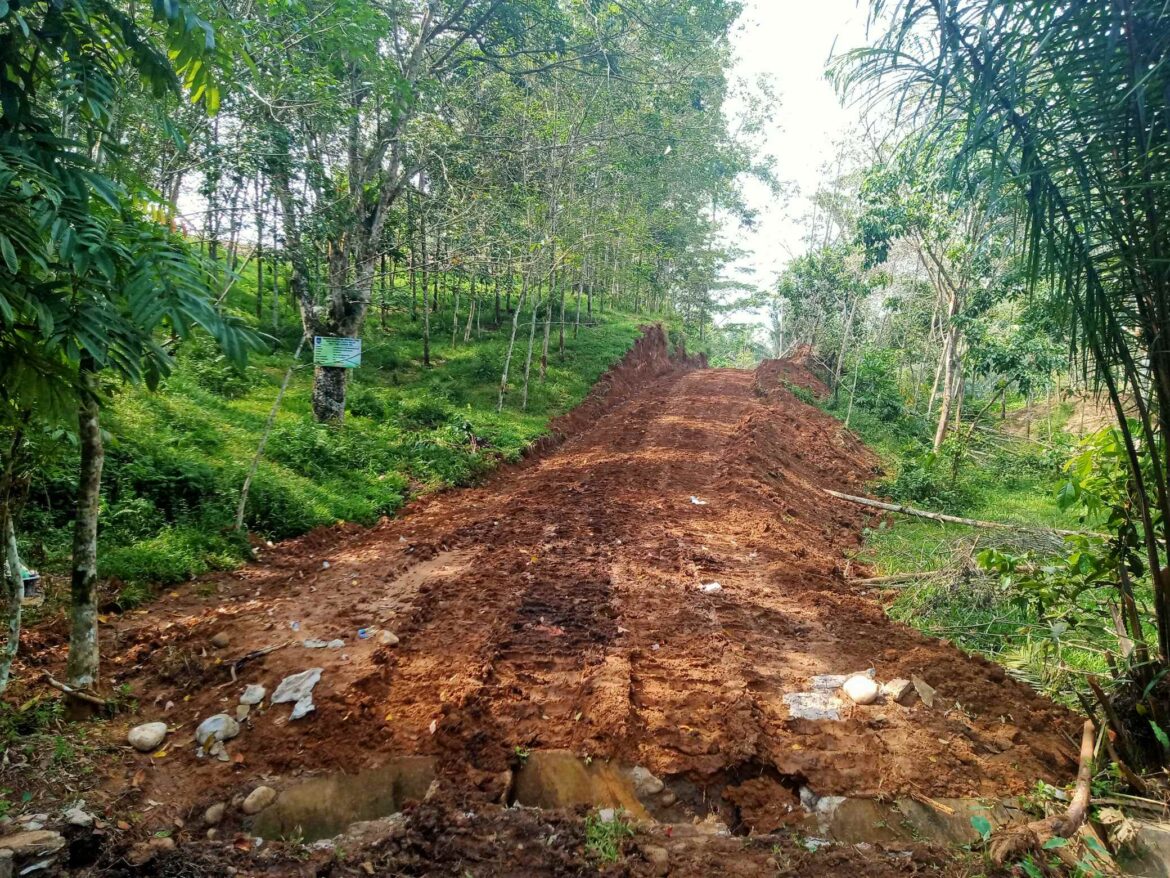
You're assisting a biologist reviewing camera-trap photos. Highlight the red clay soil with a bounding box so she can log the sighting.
[10,328,1082,873]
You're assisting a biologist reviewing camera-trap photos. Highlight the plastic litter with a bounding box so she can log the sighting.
[689,496,708,505]
[699,582,723,594]
[240,684,266,706]
[272,668,323,721]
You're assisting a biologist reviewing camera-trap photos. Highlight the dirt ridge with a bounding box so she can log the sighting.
[11,348,1082,872]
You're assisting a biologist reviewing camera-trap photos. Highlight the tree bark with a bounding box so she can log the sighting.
[0,504,24,695]
[67,369,104,691]
[312,366,348,422]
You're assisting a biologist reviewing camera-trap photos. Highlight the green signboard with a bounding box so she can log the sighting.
[313,336,362,368]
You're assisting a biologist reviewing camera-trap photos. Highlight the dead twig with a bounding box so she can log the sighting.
[43,674,108,708]
[225,640,292,683]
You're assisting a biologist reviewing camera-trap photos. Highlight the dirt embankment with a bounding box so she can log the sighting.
[4,339,1081,875]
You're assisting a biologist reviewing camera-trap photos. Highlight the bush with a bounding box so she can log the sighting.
[846,349,905,421]
[347,383,387,420]
[875,444,974,511]
[177,333,260,399]
[396,394,452,429]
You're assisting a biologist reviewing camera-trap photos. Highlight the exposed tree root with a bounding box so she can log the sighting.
[988,720,1100,869]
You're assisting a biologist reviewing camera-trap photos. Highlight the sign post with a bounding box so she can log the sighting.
[313,336,362,369]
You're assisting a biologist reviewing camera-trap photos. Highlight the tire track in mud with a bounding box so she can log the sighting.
[93,338,1081,824]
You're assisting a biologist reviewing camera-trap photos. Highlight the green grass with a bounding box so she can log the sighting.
[584,808,635,863]
[16,260,650,606]
[835,394,1119,705]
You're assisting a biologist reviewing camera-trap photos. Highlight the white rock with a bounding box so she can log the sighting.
[327,639,344,649]
[195,714,241,747]
[698,582,722,594]
[242,786,277,815]
[842,675,880,705]
[596,808,616,823]
[240,684,266,706]
[204,803,226,826]
[64,808,93,829]
[630,766,664,797]
[127,722,167,753]
[378,630,400,646]
[881,678,914,704]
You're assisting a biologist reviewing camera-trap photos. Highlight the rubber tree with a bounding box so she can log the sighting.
[238,0,583,420]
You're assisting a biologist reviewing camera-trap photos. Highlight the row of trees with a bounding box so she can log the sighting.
[769,0,1170,774]
[0,1,762,698]
[151,0,769,420]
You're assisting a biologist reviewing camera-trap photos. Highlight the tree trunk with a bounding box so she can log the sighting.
[255,177,265,322]
[0,505,24,695]
[312,366,347,422]
[498,274,529,411]
[523,282,541,410]
[66,373,104,691]
[271,199,280,331]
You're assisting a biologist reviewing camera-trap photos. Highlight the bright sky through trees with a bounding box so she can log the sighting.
[722,0,866,294]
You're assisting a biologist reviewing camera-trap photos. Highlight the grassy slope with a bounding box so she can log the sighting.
[19,262,651,604]
[834,403,1114,701]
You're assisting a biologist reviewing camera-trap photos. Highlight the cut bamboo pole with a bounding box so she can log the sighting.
[823,489,1097,538]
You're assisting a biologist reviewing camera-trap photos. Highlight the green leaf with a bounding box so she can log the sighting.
[0,233,16,272]
[1042,837,1068,849]
[1150,720,1170,752]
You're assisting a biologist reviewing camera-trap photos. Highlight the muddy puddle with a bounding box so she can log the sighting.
[251,749,1023,849]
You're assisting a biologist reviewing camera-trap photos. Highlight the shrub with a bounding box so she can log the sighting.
[177,333,260,399]
[396,394,452,430]
[347,383,387,420]
[847,349,905,421]
[875,444,974,511]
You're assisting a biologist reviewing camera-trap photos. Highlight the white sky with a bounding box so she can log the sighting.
[719,0,869,310]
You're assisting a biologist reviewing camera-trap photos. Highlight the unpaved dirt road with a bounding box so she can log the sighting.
[54,330,1081,873]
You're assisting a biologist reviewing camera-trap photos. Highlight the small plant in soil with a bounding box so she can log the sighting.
[584,809,634,863]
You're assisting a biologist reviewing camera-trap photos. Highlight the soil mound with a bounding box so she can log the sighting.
[10,343,1081,871]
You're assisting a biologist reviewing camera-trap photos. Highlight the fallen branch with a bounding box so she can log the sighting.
[43,674,108,708]
[226,640,292,683]
[824,489,1097,538]
[851,572,934,586]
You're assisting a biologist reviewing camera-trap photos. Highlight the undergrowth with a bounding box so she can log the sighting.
[12,261,647,610]
[584,809,635,863]
[826,385,1122,710]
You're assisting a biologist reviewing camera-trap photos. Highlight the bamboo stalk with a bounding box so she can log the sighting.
[824,489,1098,538]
